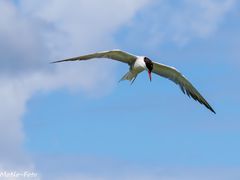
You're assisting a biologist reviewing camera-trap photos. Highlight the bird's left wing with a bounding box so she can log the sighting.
[51,49,137,65]
[152,61,215,113]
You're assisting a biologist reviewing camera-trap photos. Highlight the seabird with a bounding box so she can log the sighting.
[52,49,215,113]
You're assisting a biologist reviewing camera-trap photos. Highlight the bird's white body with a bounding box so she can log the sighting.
[133,56,147,72]
[122,56,146,81]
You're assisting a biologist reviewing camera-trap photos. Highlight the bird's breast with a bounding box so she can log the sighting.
[132,57,146,73]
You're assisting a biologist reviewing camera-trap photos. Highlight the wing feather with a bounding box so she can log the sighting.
[152,62,215,113]
[51,49,137,65]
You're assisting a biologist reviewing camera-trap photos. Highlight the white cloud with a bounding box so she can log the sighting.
[120,0,237,47]
[0,0,48,74]
[20,0,150,57]
[170,0,237,45]
[0,0,150,173]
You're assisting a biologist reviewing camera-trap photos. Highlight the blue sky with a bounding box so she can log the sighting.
[1,0,240,179]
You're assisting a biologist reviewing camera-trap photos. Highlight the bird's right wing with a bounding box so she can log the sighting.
[152,61,215,113]
[51,49,137,65]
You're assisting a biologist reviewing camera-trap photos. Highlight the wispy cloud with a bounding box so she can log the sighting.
[118,0,237,48]
[169,0,236,45]
[0,0,48,74]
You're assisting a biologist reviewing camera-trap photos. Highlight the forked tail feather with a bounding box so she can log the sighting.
[119,71,137,84]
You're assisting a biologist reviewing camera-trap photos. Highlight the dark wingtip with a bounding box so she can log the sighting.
[210,107,216,114]
[206,104,216,114]
[50,60,65,64]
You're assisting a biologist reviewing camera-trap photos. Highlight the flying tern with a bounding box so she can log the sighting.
[52,49,215,113]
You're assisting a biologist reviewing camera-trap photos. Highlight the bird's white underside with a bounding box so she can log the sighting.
[131,56,147,74]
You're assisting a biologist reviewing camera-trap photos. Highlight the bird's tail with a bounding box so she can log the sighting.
[119,71,137,84]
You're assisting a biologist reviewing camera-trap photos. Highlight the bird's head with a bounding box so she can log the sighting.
[144,57,153,82]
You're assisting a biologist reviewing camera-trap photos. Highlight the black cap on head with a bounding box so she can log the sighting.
[144,57,153,72]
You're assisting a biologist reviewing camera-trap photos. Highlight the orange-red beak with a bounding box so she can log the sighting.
[148,70,152,82]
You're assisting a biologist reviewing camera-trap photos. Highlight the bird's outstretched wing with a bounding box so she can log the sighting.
[51,49,137,65]
[152,61,215,113]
